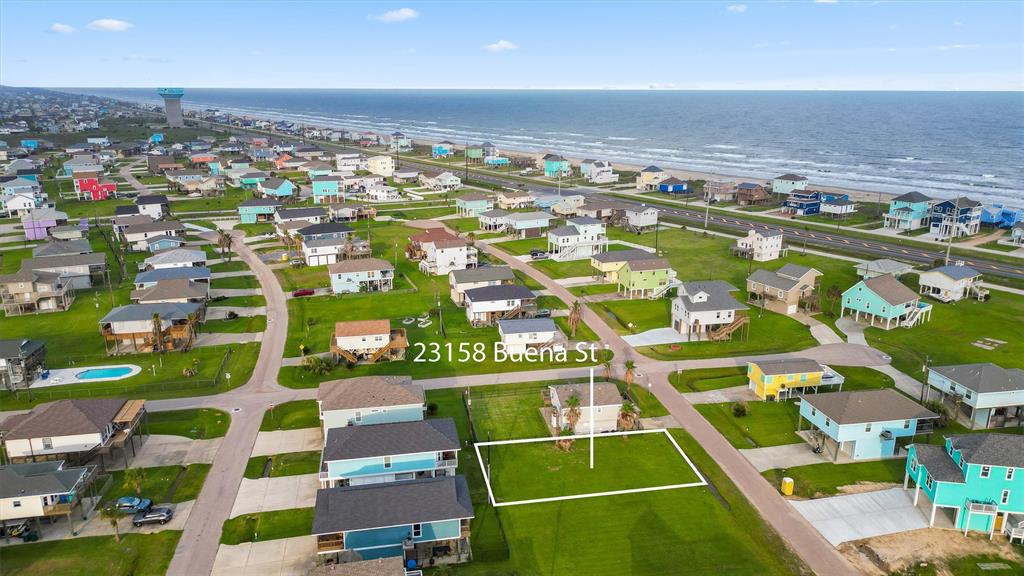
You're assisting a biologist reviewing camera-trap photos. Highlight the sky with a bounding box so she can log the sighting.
[1,1,1021,91]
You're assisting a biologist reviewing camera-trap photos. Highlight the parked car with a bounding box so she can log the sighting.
[133,507,174,527]
[529,249,548,260]
[115,496,152,514]
[292,288,315,297]
[534,308,552,318]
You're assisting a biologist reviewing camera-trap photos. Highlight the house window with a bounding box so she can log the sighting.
[1008,468,1015,481]
[964,390,972,400]
[383,456,392,469]
[981,466,990,478]
[800,374,807,382]
[910,458,917,471]
[12,501,20,508]
[825,418,832,428]
[42,437,53,450]
[903,420,910,429]
[865,423,872,433]
[1001,490,1011,505]
[412,523,422,538]
[926,474,933,490]
[354,411,362,422]
[810,407,817,417]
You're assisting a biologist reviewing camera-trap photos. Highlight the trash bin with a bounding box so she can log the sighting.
[781,477,794,496]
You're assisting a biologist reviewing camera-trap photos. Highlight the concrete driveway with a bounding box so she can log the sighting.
[212,535,315,576]
[229,474,319,518]
[790,487,928,545]
[106,434,222,470]
[682,385,758,405]
[251,428,322,457]
[622,327,689,347]
[741,443,829,472]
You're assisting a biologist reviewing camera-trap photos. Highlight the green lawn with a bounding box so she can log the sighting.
[274,265,334,291]
[54,198,136,219]
[866,291,1024,380]
[260,400,320,431]
[639,311,818,361]
[568,283,620,297]
[535,295,567,310]
[243,451,321,479]
[102,464,211,505]
[695,401,802,449]
[835,366,895,391]
[553,316,600,342]
[513,269,544,290]
[147,408,231,439]
[446,217,481,233]
[210,294,267,307]
[530,257,598,279]
[590,299,671,333]
[488,432,701,503]
[670,366,748,392]
[802,202,886,227]
[492,237,548,255]
[220,508,314,545]
[212,274,259,289]
[977,240,1021,252]
[209,260,251,272]
[234,222,276,237]
[762,459,906,497]
[202,315,267,333]
[0,532,182,576]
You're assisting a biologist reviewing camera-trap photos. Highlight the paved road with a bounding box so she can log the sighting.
[118,160,149,194]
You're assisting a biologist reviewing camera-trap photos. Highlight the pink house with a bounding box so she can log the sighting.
[22,207,68,241]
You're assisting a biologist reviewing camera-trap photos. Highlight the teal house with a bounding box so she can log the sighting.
[319,419,459,488]
[312,175,343,204]
[883,191,933,232]
[542,154,571,178]
[313,476,473,564]
[431,141,454,159]
[905,434,1023,535]
[455,193,493,217]
[317,376,425,431]
[208,160,222,175]
[259,177,296,198]
[238,172,269,190]
[237,198,282,224]
[840,274,932,330]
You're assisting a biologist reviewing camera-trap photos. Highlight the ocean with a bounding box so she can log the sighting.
[69,88,1024,206]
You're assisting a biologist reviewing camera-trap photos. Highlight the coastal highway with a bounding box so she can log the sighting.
[196,120,1024,281]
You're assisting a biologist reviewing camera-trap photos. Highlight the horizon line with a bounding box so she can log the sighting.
[15,85,1024,93]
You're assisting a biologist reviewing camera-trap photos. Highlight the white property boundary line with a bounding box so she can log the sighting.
[473,428,708,508]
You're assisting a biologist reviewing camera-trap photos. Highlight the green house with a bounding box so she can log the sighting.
[616,257,676,298]
[905,434,1023,535]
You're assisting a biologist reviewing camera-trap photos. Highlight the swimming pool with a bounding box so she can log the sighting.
[76,367,134,380]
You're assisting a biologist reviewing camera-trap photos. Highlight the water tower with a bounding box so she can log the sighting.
[157,88,185,128]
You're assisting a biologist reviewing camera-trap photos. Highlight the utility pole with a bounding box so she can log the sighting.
[944,215,955,265]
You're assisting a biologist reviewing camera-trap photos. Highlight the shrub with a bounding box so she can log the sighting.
[426,402,439,416]
[732,401,749,418]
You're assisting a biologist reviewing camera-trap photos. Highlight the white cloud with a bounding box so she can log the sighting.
[49,23,75,33]
[484,39,519,53]
[87,18,133,31]
[123,54,168,63]
[935,43,981,51]
[954,21,963,26]
[814,0,839,3]
[372,8,419,22]
[726,4,748,13]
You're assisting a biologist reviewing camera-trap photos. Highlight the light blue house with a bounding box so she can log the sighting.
[924,364,1024,430]
[905,434,1023,534]
[259,177,296,198]
[238,172,268,190]
[19,139,38,151]
[505,211,557,239]
[454,193,493,217]
[317,375,424,431]
[145,235,188,253]
[542,154,571,178]
[798,389,937,461]
[840,273,931,330]
[980,204,1023,229]
[208,160,223,175]
[328,258,394,294]
[431,141,455,159]
[313,476,473,564]
[312,175,343,204]
[484,156,509,167]
[883,191,933,232]
[319,418,460,488]
[237,198,282,224]
[149,133,164,144]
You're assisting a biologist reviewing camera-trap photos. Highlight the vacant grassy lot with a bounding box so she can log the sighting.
[670,366,748,392]
[260,400,321,431]
[488,432,701,503]
[210,294,267,307]
[590,298,671,333]
[0,532,182,576]
[220,508,314,545]
[103,464,211,505]
[147,408,231,439]
[492,237,548,255]
[446,217,481,233]
[530,257,598,279]
[211,274,259,290]
[638,311,817,361]
[695,401,802,449]
[202,315,267,333]
[762,459,906,497]
[209,260,251,272]
[244,451,321,479]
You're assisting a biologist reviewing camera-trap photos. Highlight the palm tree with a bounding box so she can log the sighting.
[100,506,125,542]
[557,426,575,452]
[564,394,582,434]
[618,401,640,431]
[217,230,234,263]
[623,360,636,391]
[151,313,164,354]
[825,283,842,317]
[124,467,146,495]
[602,360,613,381]
[567,299,583,339]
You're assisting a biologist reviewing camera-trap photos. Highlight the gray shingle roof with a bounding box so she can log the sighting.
[862,274,918,306]
[498,318,558,334]
[450,266,515,284]
[775,174,807,181]
[802,389,936,425]
[100,302,201,323]
[32,239,92,258]
[930,363,1024,394]
[130,278,206,303]
[912,444,965,483]
[464,284,535,303]
[550,382,622,407]
[317,376,422,411]
[322,418,459,462]
[298,222,353,236]
[677,281,747,313]
[136,195,168,205]
[948,434,1024,469]
[591,249,656,264]
[277,207,326,220]
[478,209,509,218]
[313,475,473,534]
[1,398,127,440]
[505,211,555,223]
[0,462,90,499]
[926,265,981,281]
[777,263,816,279]
[0,339,44,360]
[548,225,580,237]
[748,268,801,291]
[891,191,932,203]
[750,358,824,376]
[135,267,211,284]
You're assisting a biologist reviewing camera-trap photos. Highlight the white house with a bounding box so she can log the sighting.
[497,190,534,210]
[622,207,658,232]
[140,248,206,271]
[734,229,786,262]
[582,160,619,184]
[821,199,857,218]
[506,211,556,239]
[335,153,367,172]
[498,318,560,354]
[420,238,478,276]
[549,383,621,434]
[364,185,401,202]
[449,266,515,305]
[367,155,395,177]
[136,195,170,220]
[477,209,510,232]
[918,263,986,303]
[302,237,347,266]
[463,284,537,326]
[0,398,143,462]
[330,319,407,364]
[771,174,808,195]
[419,171,462,192]
[122,221,186,252]
[671,280,748,339]
[547,217,608,261]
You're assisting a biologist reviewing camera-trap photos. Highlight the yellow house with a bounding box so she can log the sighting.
[635,165,667,191]
[590,249,659,283]
[747,358,828,401]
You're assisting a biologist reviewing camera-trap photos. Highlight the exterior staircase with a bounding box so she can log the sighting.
[709,315,749,341]
[900,303,930,327]
[648,278,682,300]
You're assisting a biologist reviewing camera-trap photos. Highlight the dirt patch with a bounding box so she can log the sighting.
[835,481,901,496]
[839,528,1023,575]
